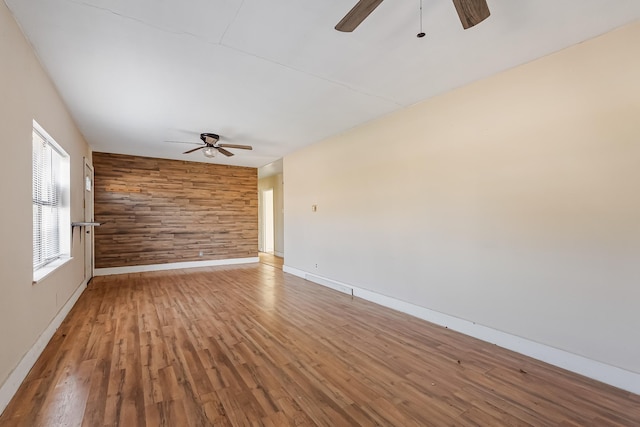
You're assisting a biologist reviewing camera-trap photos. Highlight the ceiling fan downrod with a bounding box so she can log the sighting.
[417,0,425,38]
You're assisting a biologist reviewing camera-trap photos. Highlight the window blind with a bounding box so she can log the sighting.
[32,129,64,270]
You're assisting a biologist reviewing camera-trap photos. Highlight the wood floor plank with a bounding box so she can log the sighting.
[0,263,638,426]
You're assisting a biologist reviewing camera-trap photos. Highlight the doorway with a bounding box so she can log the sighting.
[262,188,274,254]
[83,158,94,281]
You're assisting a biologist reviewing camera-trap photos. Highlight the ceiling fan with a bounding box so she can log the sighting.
[178,133,253,158]
[335,0,490,32]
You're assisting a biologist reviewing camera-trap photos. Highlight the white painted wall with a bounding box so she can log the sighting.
[258,173,284,256]
[0,1,91,407]
[284,22,640,377]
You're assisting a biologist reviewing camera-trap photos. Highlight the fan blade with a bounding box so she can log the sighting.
[183,146,205,154]
[218,143,253,150]
[335,0,384,32]
[217,147,234,157]
[452,0,490,29]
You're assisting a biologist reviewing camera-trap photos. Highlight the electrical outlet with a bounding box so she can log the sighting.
[199,250,204,257]
[315,263,318,268]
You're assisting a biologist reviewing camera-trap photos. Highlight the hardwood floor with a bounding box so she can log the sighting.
[259,252,284,269]
[1,263,638,426]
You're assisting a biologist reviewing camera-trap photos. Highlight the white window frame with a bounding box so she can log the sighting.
[32,120,71,283]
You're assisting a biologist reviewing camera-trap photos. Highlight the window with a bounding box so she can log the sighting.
[32,121,70,278]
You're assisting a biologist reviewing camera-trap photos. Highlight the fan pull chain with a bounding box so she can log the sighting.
[417,0,425,38]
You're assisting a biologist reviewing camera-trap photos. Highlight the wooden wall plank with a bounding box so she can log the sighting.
[93,152,258,268]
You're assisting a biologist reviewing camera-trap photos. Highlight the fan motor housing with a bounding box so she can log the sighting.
[200,133,219,144]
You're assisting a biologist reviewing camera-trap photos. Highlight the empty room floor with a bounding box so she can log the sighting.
[259,252,284,269]
[1,263,638,426]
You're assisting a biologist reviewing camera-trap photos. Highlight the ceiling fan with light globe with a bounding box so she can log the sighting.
[169,133,253,158]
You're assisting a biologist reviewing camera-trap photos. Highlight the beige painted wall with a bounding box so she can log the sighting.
[284,22,640,374]
[258,173,284,256]
[0,2,91,388]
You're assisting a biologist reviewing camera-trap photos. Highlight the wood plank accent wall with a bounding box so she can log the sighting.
[92,152,258,268]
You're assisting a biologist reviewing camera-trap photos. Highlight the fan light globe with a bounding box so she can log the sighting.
[203,146,217,158]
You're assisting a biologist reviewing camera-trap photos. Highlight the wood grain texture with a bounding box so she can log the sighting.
[259,252,283,269]
[92,153,258,268]
[452,0,490,29]
[1,264,638,426]
[335,0,384,32]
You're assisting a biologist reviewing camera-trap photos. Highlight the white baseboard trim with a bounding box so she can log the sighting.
[282,265,306,278]
[283,267,354,296]
[95,257,260,276]
[304,273,353,296]
[274,251,284,257]
[0,279,88,416]
[282,265,640,395]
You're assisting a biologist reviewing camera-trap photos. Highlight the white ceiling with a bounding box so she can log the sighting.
[6,0,640,170]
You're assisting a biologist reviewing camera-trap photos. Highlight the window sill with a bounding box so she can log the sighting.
[33,257,73,284]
